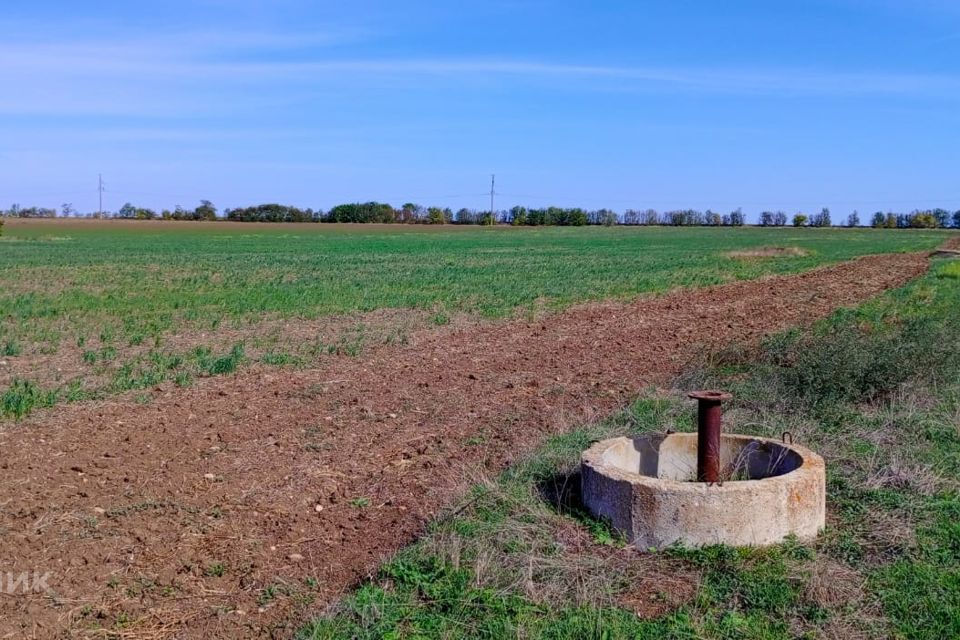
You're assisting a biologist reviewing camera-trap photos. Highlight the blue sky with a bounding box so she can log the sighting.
[2,0,960,218]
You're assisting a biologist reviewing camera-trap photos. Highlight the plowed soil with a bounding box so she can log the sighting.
[0,252,929,639]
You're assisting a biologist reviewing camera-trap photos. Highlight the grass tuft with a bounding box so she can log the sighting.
[1,378,57,420]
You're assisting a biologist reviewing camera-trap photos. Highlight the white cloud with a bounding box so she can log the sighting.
[2,26,959,118]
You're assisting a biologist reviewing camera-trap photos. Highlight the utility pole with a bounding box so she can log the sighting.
[98,174,104,219]
[489,174,495,223]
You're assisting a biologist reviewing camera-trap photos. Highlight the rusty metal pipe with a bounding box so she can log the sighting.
[688,390,732,483]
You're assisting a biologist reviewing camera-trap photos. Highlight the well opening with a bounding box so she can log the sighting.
[600,433,804,483]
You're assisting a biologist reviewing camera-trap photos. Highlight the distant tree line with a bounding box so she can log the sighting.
[2,204,58,218]
[3,201,960,229]
[868,209,958,229]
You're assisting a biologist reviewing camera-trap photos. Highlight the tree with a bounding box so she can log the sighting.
[589,208,618,226]
[793,213,808,227]
[194,200,217,221]
[705,210,722,226]
[6,205,55,218]
[117,202,137,219]
[510,206,528,226]
[759,211,775,226]
[426,207,449,224]
[398,203,417,223]
[846,210,860,227]
[810,207,832,227]
[61,203,75,218]
[729,208,745,226]
[953,210,960,228]
[774,211,788,226]
[227,203,312,222]
[568,209,588,226]
[326,202,396,223]
[642,209,660,225]
[932,208,950,228]
[909,212,938,228]
[871,211,885,228]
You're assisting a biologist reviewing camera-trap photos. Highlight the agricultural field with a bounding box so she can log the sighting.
[0,219,948,420]
[0,219,957,640]
[309,255,960,639]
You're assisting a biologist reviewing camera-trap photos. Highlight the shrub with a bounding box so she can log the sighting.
[763,317,956,407]
[688,264,960,411]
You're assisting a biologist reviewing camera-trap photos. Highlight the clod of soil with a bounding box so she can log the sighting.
[0,252,929,639]
[727,246,809,259]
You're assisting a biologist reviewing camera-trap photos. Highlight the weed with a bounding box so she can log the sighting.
[1,378,57,420]
[257,584,280,606]
[174,371,193,387]
[1,340,20,357]
[464,432,487,446]
[197,342,245,376]
[261,351,299,366]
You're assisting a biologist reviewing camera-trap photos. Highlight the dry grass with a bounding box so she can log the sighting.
[727,246,810,259]
[422,470,699,615]
[865,460,942,496]
[804,558,867,608]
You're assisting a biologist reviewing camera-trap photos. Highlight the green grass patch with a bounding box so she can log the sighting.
[1,378,59,420]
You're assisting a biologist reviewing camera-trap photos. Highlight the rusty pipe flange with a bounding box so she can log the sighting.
[687,390,733,402]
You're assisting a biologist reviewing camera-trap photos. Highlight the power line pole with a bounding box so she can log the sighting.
[98,174,104,219]
[489,174,495,222]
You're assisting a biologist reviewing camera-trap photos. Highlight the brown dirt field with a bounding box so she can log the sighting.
[0,252,929,639]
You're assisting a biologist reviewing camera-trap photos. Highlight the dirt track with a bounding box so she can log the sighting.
[0,252,930,639]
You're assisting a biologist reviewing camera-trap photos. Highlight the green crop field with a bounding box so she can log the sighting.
[0,219,950,420]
